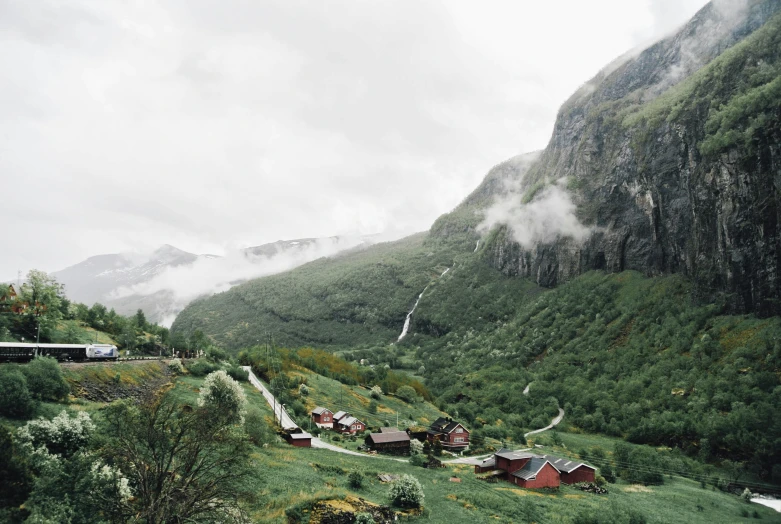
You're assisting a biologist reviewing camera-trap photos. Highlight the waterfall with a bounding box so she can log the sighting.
[474,240,480,253]
[397,287,428,342]
[396,267,451,342]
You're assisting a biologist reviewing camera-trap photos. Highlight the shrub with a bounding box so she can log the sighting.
[298,383,309,396]
[409,454,426,467]
[167,358,184,375]
[17,410,95,458]
[185,359,218,377]
[410,439,423,455]
[368,399,378,414]
[21,357,69,401]
[226,365,249,382]
[395,385,417,404]
[742,488,753,503]
[198,370,247,426]
[388,474,424,508]
[355,512,375,524]
[348,471,364,489]
[370,385,383,399]
[206,347,228,363]
[0,368,35,418]
[244,407,273,446]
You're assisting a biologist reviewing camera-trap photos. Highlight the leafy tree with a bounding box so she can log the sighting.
[355,513,375,524]
[396,385,417,404]
[368,399,378,414]
[348,471,364,489]
[135,308,147,330]
[388,474,424,508]
[0,368,35,418]
[198,370,248,426]
[17,411,131,523]
[370,385,383,399]
[101,392,253,523]
[0,426,33,522]
[21,357,69,401]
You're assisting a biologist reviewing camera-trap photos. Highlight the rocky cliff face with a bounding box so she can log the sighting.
[470,0,781,316]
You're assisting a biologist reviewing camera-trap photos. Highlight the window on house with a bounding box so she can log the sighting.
[351,425,356,430]
[456,428,464,433]
[454,437,464,443]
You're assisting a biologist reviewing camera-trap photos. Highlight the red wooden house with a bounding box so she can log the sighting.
[311,407,333,427]
[334,414,365,434]
[427,417,469,450]
[477,449,595,489]
[541,454,596,484]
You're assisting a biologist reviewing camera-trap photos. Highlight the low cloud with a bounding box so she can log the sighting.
[479,180,592,249]
[111,236,373,325]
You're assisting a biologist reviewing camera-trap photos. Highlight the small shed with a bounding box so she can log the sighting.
[284,432,313,448]
[365,431,411,454]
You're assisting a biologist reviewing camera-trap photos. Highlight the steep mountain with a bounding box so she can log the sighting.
[434,0,781,316]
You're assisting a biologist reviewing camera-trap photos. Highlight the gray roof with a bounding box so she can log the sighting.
[479,457,496,468]
[338,416,363,427]
[333,411,348,420]
[540,454,595,474]
[511,457,558,480]
[311,407,331,415]
[431,417,467,434]
[368,431,410,444]
[289,432,313,440]
[495,450,535,461]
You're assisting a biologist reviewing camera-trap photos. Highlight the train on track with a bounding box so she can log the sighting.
[0,342,119,362]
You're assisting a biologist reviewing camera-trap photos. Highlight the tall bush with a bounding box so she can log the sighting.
[0,368,35,418]
[388,474,424,508]
[21,357,69,401]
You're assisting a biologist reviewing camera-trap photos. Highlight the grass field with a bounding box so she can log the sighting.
[289,368,447,432]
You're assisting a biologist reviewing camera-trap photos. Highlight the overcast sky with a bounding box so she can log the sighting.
[0,0,708,278]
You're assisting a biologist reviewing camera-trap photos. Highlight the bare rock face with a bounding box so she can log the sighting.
[468,0,781,316]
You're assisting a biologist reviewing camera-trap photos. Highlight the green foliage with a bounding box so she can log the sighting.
[197,370,248,426]
[244,407,274,447]
[388,474,424,508]
[167,357,184,374]
[185,358,219,377]
[17,410,95,459]
[395,385,417,404]
[0,426,33,521]
[21,357,69,401]
[409,453,427,467]
[100,392,253,522]
[347,471,364,489]
[355,513,376,524]
[0,368,35,418]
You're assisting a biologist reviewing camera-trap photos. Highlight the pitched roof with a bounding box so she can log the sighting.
[368,431,410,444]
[511,457,559,480]
[431,417,467,434]
[495,449,535,461]
[338,416,363,427]
[288,432,313,440]
[333,411,349,420]
[540,454,595,474]
[478,457,496,468]
[311,407,331,415]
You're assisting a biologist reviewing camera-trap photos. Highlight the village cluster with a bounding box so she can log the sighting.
[282,406,595,490]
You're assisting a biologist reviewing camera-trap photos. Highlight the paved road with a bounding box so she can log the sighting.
[243,367,298,431]
[525,408,565,438]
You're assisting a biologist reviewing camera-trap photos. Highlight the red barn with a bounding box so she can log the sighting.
[284,432,313,448]
[541,454,596,484]
[335,415,365,434]
[427,417,470,450]
[311,407,333,427]
[510,457,561,489]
